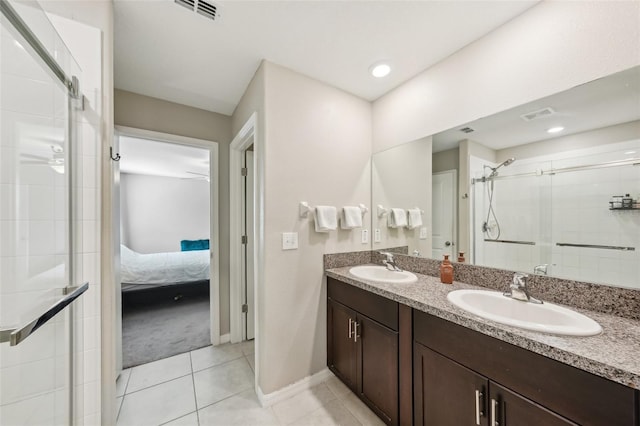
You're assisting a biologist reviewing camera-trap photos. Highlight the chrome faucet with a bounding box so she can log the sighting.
[380,252,402,271]
[504,272,543,304]
[533,264,548,275]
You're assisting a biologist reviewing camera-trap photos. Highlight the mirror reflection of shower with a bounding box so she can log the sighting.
[481,157,516,240]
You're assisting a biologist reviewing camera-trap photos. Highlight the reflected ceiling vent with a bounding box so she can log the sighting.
[520,107,556,122]
[174,0,221,21]
[459,126,475,134]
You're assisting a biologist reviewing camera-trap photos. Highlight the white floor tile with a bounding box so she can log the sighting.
[324,375,350,399]
[247,354,255,372]
[239,339,255,356]
[162,411,199,426]
[193,357,254,408]
[198,389,280,426]
[290,399,361,426]
[127,353,192,394]
[190,343,245,372]
[117,376,196,426]
[116,397,123,420]
[341,393,385,426]
[116,369,131,397]
[272,384,336,425]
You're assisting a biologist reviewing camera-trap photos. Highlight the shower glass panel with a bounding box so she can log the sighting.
[0,0,82,424]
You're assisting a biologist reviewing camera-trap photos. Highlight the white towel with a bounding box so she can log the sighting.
[407,208,423,229]
[314,206,337,232]
[341,206,363,229]
[388,208,407,228]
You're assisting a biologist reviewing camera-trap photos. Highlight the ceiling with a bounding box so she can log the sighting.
[119,136,210,179]
[433,66,640,152]
[114,0,538,115]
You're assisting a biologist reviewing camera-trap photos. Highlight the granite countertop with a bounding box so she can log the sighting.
[326,265,640,390]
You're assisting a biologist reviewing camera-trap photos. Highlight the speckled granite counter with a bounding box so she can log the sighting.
[326,265,640,390]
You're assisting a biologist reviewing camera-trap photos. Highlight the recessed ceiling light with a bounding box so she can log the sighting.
[369,62,391,78]
[547,126,564,134]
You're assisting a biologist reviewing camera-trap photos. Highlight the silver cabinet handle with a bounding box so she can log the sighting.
[475,390,484,425]
[348,318,353,339]
[0,283,89,346]
[353,321,360,342]
[491,398,499,426]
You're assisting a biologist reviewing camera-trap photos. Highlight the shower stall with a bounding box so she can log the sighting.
[0,0,88,424]
[470,140,640,289]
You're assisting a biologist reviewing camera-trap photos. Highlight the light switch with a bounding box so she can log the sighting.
[374,228,381,243]
[282,232,298,250]
[361,229,369,244]
[419,227,428,240]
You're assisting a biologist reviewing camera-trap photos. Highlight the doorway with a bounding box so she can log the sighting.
[432,170,457,259]
[113,127,220,369]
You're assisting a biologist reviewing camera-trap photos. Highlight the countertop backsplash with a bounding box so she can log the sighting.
[324,250,640,321]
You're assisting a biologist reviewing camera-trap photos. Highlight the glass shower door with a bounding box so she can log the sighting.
[0,1,84,424]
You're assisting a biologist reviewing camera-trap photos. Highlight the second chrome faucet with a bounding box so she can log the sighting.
[504,272,543,304]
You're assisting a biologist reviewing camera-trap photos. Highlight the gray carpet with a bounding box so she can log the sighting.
[122,286,210,368]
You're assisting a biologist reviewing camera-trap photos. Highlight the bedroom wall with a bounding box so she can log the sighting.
[120,173,210,254]
[114,90,232,336]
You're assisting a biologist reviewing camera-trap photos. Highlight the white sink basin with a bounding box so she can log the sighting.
[349,265,418,284]
[447,289,602,336]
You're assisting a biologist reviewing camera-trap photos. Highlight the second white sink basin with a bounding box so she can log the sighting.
[349,265,418,284]
[447,289,602,336]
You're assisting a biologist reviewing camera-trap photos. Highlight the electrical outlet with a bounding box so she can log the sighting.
[419,227,428,240]
[361,229,369,244]
[374,228,381,243]
[282,232,298,250]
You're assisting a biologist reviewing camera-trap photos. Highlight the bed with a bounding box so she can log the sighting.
[120,245,210,292]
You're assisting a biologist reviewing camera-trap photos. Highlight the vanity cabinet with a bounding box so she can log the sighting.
[327,277,399,425]
[413,311,639,426]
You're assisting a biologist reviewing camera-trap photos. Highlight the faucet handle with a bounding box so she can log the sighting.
[379,251,394,261]
[512,272,529,287]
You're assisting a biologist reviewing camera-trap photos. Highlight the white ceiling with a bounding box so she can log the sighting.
[432,66,640,152]
[119,136,210,179]
[114,0,538,115]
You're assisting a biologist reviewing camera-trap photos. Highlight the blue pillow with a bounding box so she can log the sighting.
[180,239,210,251]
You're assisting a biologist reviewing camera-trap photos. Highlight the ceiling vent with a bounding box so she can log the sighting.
[459,126,475,134]
[520,107,555,122]
[175,0,220,21]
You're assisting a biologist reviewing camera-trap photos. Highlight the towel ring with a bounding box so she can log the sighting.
[299,201,313,218]
[377,205,388,218]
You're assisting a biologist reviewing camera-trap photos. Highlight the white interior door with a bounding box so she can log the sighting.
[244,150,255,340]
[432,170,457,259]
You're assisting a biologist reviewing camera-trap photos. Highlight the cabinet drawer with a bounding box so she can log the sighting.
[328,277,398,331]
[414,310,638,425]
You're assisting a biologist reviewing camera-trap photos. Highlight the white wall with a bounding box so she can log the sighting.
[372,1,640,153]
[232,61,372,395]
[372,137,432,255]
[120,173,210,253]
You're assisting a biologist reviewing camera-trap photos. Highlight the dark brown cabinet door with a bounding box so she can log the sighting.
[357,314,398,425]
[414,343,489,426]
[327,299,357,390]
[489,382,577,426]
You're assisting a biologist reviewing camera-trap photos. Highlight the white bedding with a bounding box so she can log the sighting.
[121,245,210,285]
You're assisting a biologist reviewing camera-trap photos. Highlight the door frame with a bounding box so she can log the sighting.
[113,125,221,346]
[229,113,260,345]
[432,169,458,256]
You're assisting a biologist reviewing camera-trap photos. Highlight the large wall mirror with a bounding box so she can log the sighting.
[372,65,640,290]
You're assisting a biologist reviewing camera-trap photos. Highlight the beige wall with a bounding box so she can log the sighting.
[114,89,233,336]
[432,148,459,174]
[233,62,371,394]
[372,1,640,153]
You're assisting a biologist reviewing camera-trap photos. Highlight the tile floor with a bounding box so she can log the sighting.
[115,340,384,426]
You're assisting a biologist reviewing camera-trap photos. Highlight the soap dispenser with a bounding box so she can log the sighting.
[457,252,465,263]
[440,255,454,284]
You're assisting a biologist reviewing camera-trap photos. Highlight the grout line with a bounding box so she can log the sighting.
[194,384,254,412]
[189,351,201,425]
[158,410,198,426]
[123,372,194,397]
[190,353,247,374]
[122,369,132,396]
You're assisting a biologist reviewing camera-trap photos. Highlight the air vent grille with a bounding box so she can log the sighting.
[520,107,556,122]
[459,127,475,134]
[175,0,220,21]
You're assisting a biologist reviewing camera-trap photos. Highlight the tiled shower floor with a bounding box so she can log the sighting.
[115,340,383,425]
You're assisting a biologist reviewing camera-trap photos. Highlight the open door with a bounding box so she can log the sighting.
[243,149,255,340]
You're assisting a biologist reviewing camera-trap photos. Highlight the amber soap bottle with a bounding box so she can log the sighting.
[457,252,465,263]
[440,255,454,284]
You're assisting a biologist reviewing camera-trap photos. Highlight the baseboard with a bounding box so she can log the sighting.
[256,368,334,407]
[220,333,230,344]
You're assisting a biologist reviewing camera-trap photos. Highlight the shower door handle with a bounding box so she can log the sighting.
[0,282,89,346]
